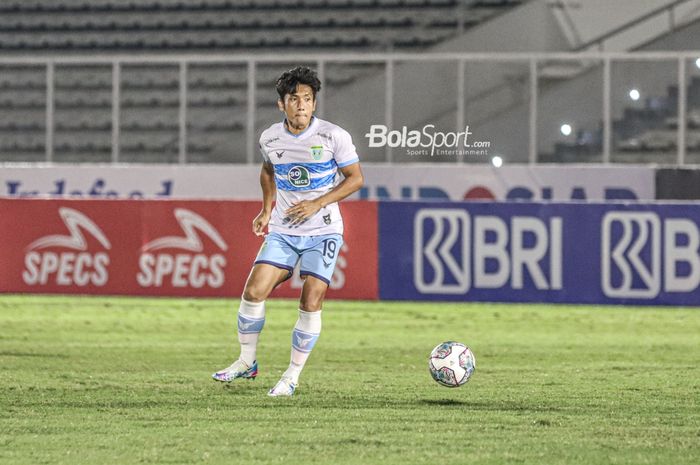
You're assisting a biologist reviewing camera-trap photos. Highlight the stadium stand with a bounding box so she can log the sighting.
[3,1,695,164]
[0,0,525,163]
[543,74,700,164]
[0,1,519,52]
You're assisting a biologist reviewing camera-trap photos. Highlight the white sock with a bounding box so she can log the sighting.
[283,309,322,384]
[237,298,265,366]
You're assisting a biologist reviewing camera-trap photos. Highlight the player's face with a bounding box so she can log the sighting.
[278,84,316,134]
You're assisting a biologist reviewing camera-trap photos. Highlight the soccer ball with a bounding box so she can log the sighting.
[428,341,476,388]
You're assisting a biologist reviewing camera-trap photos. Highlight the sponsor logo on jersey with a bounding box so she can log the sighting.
[263,136,280,147]
[288,166,311,187]
[310,145,324,161]
[137,208,228,289]
[22,207,111,287]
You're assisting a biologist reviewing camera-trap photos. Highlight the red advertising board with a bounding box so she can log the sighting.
[0,199,378,300]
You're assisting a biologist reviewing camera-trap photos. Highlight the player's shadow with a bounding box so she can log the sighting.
[222,383,257,392]
[417,399,561,412]
[0,351,68,358]
[419,399,468,406]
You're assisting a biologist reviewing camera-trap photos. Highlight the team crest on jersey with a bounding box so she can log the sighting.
[288,166,310,187]
[310,145,324,161]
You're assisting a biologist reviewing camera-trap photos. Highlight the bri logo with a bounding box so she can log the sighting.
[136,209,228,289]
[601,211,700,299]
[22,207,111,287]
[413,208,562,294]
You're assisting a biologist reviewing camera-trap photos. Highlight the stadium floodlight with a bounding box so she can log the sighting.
[560,124,573,136]
[491,155,503,168]
[696,57,700,69]
[629,89,640,101]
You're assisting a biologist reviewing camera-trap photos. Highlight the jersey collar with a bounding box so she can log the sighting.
[283,116,317,139]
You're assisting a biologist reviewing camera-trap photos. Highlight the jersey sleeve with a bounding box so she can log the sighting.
[333,128,359,168]
[258,138,270,163]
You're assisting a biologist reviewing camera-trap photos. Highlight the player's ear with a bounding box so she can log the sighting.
[277,99,285,113]
[312,97,317,112]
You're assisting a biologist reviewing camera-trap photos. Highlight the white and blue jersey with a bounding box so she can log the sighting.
[258,116,360,237]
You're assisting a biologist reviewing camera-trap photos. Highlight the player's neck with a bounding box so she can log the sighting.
[284,116,314,135]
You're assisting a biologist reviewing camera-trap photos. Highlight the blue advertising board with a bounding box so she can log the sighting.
[379,201,700,306]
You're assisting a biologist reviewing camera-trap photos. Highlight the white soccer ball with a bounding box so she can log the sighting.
[428,341,476,388]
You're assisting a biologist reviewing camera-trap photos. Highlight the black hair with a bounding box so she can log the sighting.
[275,66,321,100]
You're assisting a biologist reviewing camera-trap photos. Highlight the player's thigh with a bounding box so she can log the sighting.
[298,233,343,286]
[254,233,298,270]
[297,234,343,311]
[245,232,299,301]
[243,264,291,302]
[299,275,329,311]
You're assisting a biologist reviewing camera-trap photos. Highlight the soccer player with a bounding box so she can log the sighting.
[212,66,364,396]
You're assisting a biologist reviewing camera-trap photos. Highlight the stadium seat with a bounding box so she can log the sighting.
[0,0,529,164]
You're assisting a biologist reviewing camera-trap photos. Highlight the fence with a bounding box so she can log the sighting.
[1,51,699,164]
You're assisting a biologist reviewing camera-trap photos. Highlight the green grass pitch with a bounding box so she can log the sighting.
[1,295,699,465]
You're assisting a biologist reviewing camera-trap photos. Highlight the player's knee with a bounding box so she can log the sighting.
[299,294,324,311]
[299,300,322,312]
[242,286,267,303]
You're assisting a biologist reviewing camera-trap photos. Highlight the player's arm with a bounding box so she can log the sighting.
[316,162,364,208]
[253,161,276,236]
[285,162,364,223]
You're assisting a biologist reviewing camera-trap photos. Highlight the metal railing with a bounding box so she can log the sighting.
[0,51,699,164]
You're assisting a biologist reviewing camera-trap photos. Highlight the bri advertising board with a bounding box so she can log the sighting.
[4,198,699,306]
[379,201,700,306]
[0,199,378,299]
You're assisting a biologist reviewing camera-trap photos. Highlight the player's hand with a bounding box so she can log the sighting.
[252,210,271,236]
[285,199,322,225]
